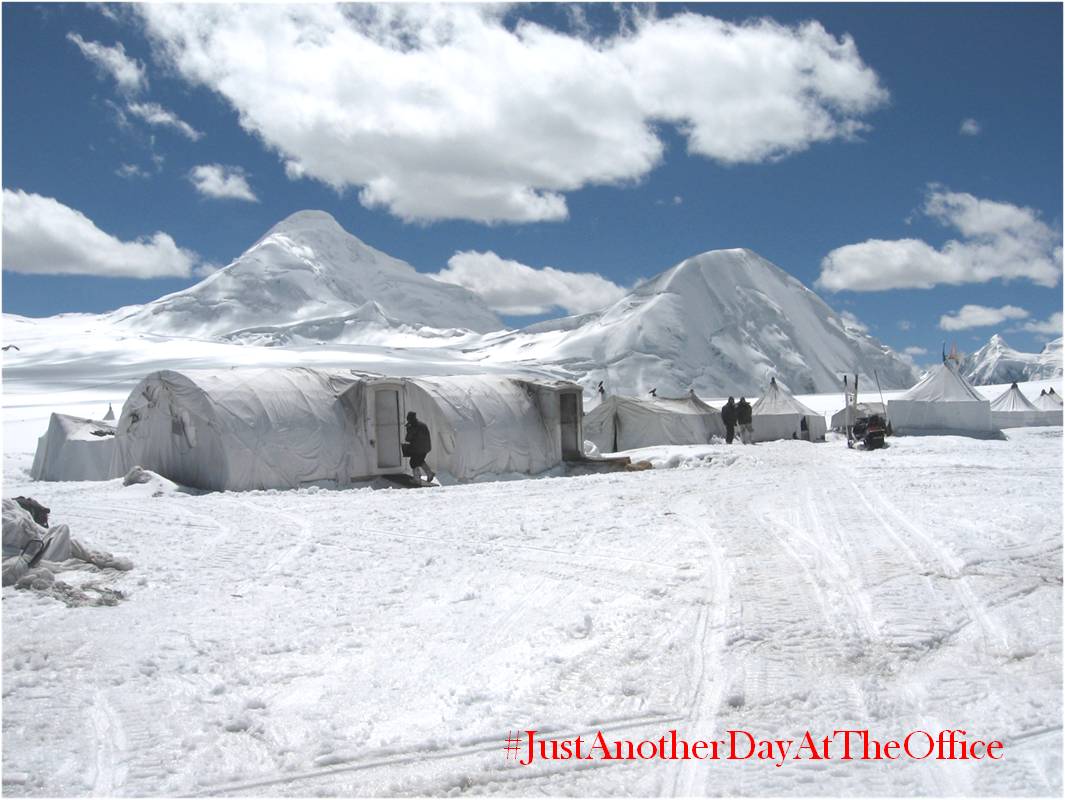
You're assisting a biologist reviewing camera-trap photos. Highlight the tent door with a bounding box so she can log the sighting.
[559,392,580,459]
[372,388,403,470]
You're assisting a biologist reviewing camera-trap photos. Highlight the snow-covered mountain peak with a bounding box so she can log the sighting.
[962,334,1063,385]
[481,247,918,396]
[111,211,503,339]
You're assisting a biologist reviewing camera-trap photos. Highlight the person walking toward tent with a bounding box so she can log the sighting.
[721,396,737,444]
[404,411,435,483]
[736,397,753,444]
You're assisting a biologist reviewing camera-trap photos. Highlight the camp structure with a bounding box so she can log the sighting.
[583,393,725,453]
[1033,389,1064,423]
[109,368,584,491]
[30,413,116,481]
[990,383,1052,428]
[829,401,886,431]
[749,378,827,442]
[886,361,1000,437]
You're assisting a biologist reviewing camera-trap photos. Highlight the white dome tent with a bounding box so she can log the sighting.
[110,368,584,491]
[887,361,1000,437]
[583,393,725,453]
[750,378,827,442]
[30,413,116,481]
[989,383,1052,428]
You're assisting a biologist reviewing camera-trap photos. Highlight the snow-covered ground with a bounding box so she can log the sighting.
[3,313,1062,796]
[3,423,1061,795]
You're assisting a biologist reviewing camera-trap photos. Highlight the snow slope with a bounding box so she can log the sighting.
[109,210,503,340]
[963,335,1063,385]
[2,429,1059,796]
[477,249,917,397]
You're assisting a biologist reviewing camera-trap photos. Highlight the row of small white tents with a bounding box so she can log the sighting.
[885,362,1061,436]
[31,369,585,491]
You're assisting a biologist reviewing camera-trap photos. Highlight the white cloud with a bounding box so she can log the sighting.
[1,189,198,278]
[819,186,1063,291]
[435,250,628,315]
[127,102,204,141]
[960,118,981,136]
[903,346,928,356]
[939,304,1030,331]
[136,5,886,223]
[897,319,912,331]
[1019,311,1063,336]
[188,164,258,202]
[67,32,147,95]
[115,163,151,179]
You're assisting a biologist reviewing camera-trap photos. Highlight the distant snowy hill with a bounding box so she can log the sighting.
[962,334,1063,385]
[110,210,503,340]
[475,248,917,396]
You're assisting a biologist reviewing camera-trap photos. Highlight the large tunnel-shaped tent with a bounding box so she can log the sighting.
[583,393,725,453]
[110,369,583,491]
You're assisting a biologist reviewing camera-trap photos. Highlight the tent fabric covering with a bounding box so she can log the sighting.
[30,414,116,481]
[583,394,725,453]
[750,379,827,442]
[109,368,581,491]
[887,362,997,435]
[989,384,1052,428]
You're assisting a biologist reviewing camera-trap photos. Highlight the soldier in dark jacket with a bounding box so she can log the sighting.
[721,397,737,444]
[736,397,753,444]
[404,411,435,483]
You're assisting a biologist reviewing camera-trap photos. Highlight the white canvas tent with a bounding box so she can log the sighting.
[887,362,999,436]
[990,383,1051,428]
[829,401,885,431]
[110,368,584,491]
[30,413,116,481]
[750,379,827,442]
[1033,389,1064,423]
[583,393,725,453]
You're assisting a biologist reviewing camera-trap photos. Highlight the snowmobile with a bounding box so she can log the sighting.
[849,412,886,450]
[842,374,888,450]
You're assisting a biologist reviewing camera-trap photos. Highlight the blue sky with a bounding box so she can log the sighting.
[3,2,1062,362]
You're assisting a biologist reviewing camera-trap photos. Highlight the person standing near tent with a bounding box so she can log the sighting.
[721,397,738,444]
[736,397,753,444]
[404,411,435,483]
